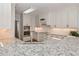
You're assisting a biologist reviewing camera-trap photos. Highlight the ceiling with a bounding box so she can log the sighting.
[15,3,79,14]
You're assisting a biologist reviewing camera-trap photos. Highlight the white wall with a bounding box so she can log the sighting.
[0,3,11,29]
[11,3,15,37]
[0,3,15,37]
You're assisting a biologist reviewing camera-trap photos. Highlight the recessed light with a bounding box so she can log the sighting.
[24,8,35,14]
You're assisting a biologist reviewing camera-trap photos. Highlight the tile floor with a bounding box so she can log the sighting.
[0,35,79,56]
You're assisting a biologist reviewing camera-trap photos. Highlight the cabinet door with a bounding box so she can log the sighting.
[78,13,79,29]
[30,15,36,31]
[55,11,63,28]
[35,15,39,27]
[55,9,68,28]
[39,12,49,26]
[49,12,55,27]
[68,7,77,28]
[61,9,68,28]
[23,14,31,26]
[77,7,79,29]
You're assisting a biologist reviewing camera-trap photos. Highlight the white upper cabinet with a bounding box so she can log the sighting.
[55,11,61,28]
[61,9,68,28]
[39,12,49,26]
[23,14,31,26]
[35,15,40,27]
[36,6,78,28]
[67,6,77,28]
[54,9,68,28]
[49,12,56,27]
[53,6,78,28]
[77,6,79,29]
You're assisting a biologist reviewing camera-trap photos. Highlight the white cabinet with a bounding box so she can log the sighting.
[30,15,36,31]
[61,9,68,28]
[39,12,49,26]
[23,14,31,26]
[77,6,79,29]
[37,6,78,28]
[67,7,77,28]
[48,12,55,27]
[55,9,68,28]
[54,7,78,28]
[35,15,40,27]
[78,16,79,29]
[55,11,62,28]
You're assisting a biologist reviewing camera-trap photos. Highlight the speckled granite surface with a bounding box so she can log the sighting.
[0,36,79,56]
